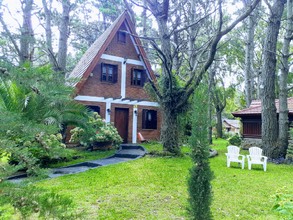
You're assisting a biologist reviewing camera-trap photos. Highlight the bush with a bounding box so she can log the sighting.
[188,86,213,220]
[0,182,84,219]
[272,186,293,219]
[70,113,122,148]
[228,134,241,146]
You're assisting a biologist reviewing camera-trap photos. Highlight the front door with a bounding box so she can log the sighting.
[114,108,129,143]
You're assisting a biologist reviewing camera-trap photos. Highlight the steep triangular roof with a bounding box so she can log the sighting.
[232,97,293,117]
[68,10,156,93]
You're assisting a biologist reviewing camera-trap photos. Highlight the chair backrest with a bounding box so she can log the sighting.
[249,147,263,160]
[227,145,240,159]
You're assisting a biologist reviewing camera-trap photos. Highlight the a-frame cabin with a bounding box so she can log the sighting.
[68,11,161,143]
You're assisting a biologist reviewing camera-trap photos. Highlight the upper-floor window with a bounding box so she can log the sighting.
[131,69,146,87]
[142,109,157,130]
[118,31,126,43]
[101,63,118,83]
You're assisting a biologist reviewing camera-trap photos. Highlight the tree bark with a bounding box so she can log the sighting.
[244,0,257,107]
[57,0,71,73]
[42,0,57,69]
[208,71,213,144]
[261,0,286,158]
[161,105,180,154]
[278,0,293,157]
[216,109,223,138]
[20,0,34,64]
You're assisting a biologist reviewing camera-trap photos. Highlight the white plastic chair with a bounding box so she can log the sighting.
[225,145,245,169]
[247,147,268,171]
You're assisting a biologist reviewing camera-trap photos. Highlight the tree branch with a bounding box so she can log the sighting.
[176,0,261,109]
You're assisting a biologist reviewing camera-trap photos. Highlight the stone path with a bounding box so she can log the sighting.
[9,144,147,183]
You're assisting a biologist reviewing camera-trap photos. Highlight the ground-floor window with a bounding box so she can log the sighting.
[87,105,100,114]
[142,109,157,129]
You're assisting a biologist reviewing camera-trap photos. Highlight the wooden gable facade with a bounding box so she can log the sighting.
[232,98,293,139]
[68,11,161,143]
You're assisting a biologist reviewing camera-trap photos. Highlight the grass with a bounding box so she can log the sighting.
[8,139,293,219]
[48,148,116,168]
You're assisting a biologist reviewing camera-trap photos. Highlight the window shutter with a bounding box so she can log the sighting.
[141,70,147,86]
[101,63,104,81]
[153,110,157,129]
[142,109,147,129]
[113,65,118,83]
[131,68,134,85]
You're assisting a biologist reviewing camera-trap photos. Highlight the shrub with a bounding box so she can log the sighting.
[188,85,213,220]
[272,186,293,219]
[0,182,84,219]
[70,113,122,148]
[228,134,242,146]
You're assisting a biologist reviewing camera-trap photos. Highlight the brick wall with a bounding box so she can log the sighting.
[105,22,139,60]
[125,64,149,100]
[79,59,121,98]
[137,106,161,142]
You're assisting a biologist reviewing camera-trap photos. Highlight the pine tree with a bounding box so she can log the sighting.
[188,85,213,220]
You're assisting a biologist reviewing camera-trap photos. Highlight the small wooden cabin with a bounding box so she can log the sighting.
[232,98,293,138]
[68,11,161,143]
[223,119,240,134]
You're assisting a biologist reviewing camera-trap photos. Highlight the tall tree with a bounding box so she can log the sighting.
[210,72,227,139]
[142,0,260,154]
[261,0,286,158]
[243,0,259,107]
[0,0,35,65]
[57,0,71,73]
[188,85,213,220]
[278,0,293,157]
[41,0,56,68]
[20,0,34,64]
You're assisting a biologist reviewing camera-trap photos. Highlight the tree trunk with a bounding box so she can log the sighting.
[57,0,71,73]
[244,1,257,107]
[261,0,285,158]
[216,109,223,138]
[20,0,34,64]
[208,71,213,144]
[161,105,180,155]
[42,0,56,69]
[278,0,293,157]
[188,0,197,74]
[141,0,148,53]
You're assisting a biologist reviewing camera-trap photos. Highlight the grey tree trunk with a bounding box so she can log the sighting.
[161,106,180,154]
[188,0,197,73]
[278,0,293,157]
[216,109,223,138]
[261,0,286,158]
[42,0,56,68]
[20,0,34,64]
[141,0,148,52]
[57,0,71,73]
[208,71,213,144]
[244,0,257,107]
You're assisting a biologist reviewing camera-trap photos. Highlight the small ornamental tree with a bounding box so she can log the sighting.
[188,85,213,220]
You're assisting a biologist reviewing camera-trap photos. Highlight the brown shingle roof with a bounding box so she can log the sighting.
[232,97,293,117]
[67,10,156,93]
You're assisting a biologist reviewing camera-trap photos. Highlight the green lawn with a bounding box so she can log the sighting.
[31,139,293,219]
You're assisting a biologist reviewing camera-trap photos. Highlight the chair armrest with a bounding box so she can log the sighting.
[261,156,268,162]
[239,154,245,160]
